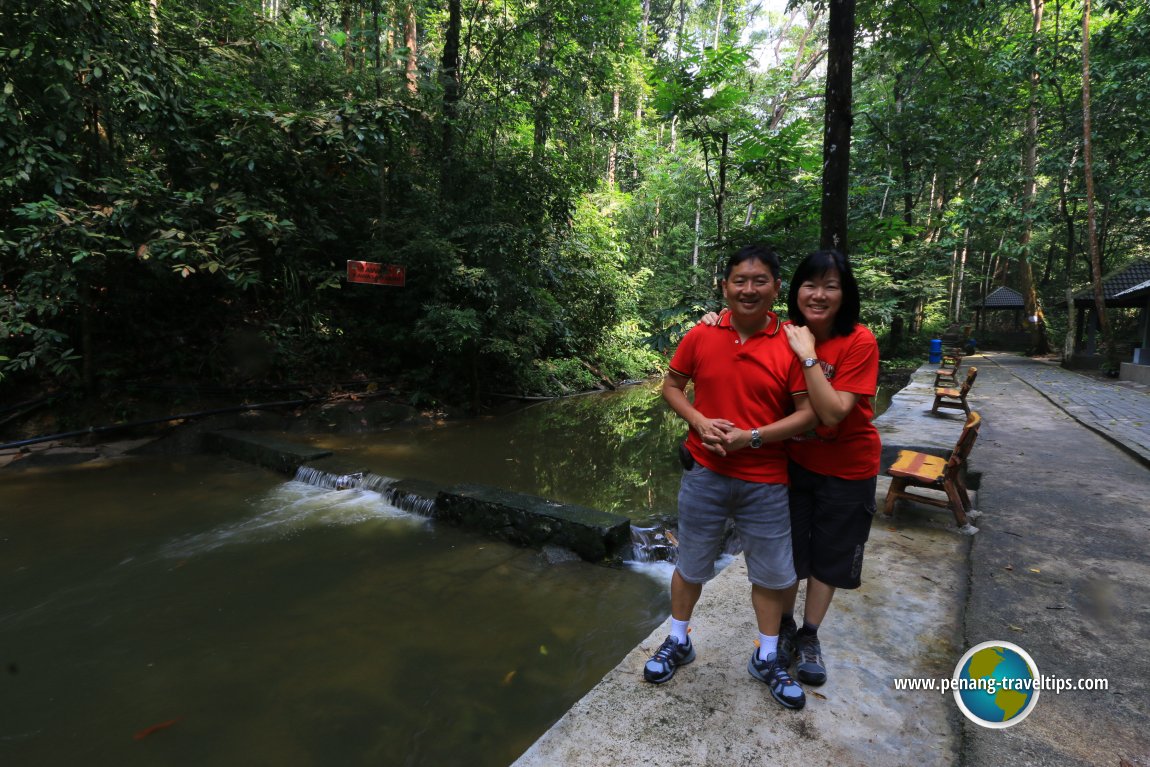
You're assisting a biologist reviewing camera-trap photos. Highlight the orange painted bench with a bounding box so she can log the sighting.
[883,410,982,533]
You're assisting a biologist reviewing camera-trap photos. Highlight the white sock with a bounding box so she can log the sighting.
[758,633,778,661]
[670,618,690,644]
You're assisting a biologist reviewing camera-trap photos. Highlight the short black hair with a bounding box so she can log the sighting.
[787,249,860,338]
[722,244,781,280]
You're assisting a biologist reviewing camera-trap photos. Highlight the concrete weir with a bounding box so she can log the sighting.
[204,429,333,473]
[204,432,633,563]
[434,483,632,563]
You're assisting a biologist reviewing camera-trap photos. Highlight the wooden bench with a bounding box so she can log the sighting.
[883,410,982,533]
[931,366,977,416]
[933,352,963,387]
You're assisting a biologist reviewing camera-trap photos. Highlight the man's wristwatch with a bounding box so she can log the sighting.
[749,428,762,449]
[802,357,819,368]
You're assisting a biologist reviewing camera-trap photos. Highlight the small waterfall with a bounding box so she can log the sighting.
[359,473,398,493]
[380,485,438,517]
[629,525,678,564]
[292,467,438,518]
[628,522,742,565]
[292,466,365,490]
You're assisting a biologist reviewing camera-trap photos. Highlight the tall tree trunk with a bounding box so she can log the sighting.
[955,229,970,323]
[952,167,980,323]
[713,0,724,48]
[713,132,729,247]
[404,2,418,95]
[1080,0,1115,371]
[441,0,462,192]
[675,0,687,62]
[636,0,650,131]
[1063,284,1077,359]
[148,0,160,42]
[820,0,855,254]
[532,16,553,163]
[884,78,914,355]
[372,0,383,96]
[341,4,353,70]
[1018,0,1050,354]
[372,0,388,232]
[640,0,651,54]
[384,6,394,70]
[1040,239,1057,285]
[948,244,959,321]
[1059,145,1079,359]
[692,196,701,285]
[924,171,938,235]
[607,90,620,186]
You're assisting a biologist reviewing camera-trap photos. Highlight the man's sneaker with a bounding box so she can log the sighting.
[795,633,827,686]
[748,650,806,710]
[777,615,798,669]
[643,636,695,684]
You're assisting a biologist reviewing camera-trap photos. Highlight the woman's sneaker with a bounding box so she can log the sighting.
[643,636,695,684]
[795,633,827,685]
[747,650,806,710]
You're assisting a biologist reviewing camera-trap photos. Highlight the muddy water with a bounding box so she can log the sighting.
[0,456,666,767]
[0,381,892,766]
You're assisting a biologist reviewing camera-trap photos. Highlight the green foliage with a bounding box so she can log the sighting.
[4,0,1150,410]
[595,319,664,381]
[519,358,601,397]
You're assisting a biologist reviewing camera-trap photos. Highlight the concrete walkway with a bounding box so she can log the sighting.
[513,352,1150,767]
[960,353,1150,767]
[981,351,1150,467]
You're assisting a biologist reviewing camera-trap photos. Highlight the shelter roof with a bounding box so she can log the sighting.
[1115,277,1150,301]
[979,286,1025,309]
[1072,259,1150,308]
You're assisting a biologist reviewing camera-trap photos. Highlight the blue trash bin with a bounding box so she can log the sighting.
[928,338,943,364]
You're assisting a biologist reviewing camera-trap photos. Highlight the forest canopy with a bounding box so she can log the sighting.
[2,0,1148,411]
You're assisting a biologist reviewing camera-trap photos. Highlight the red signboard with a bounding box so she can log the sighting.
[346,260,406,287]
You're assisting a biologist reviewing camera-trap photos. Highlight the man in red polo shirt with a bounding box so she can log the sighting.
[643,244,816,711]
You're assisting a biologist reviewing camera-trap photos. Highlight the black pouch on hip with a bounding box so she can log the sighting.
[678,441,696,471]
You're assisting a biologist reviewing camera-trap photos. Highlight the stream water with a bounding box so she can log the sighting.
[0,381,892,766]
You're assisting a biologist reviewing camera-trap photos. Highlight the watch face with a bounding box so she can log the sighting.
[803,358,818,368]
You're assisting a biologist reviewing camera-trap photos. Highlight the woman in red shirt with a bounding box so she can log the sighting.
[779,249,880,687]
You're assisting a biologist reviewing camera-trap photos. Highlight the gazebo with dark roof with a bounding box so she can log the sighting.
[1067,259,1150,378]
[972,286,1026,332]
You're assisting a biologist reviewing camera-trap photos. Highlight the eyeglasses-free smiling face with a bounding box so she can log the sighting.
[796,269,843,328]
[722,257,780,327]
